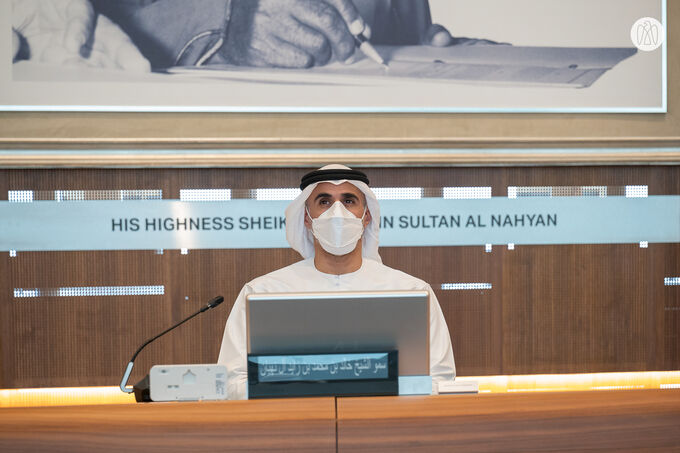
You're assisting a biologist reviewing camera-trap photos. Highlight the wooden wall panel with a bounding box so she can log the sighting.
[663,246,680,369]
[0,166,678,388]
[380,246,502,376]
[502,244,649,374]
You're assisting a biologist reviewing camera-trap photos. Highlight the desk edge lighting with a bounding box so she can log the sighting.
[1,371,678,408]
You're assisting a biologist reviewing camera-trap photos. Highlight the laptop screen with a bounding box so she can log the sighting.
[246,290,429,376]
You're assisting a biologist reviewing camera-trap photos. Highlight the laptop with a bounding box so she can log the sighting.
[245,290,430,377]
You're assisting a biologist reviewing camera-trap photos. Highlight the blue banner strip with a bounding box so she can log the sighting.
[1,196,678,252]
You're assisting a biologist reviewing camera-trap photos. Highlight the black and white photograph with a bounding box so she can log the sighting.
[2,0,666,111]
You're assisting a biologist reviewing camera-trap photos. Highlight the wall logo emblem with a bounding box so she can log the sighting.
[631,17,664,51]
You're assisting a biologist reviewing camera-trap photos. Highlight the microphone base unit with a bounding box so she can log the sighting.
[134,374,151,402]
[134,364,228,403]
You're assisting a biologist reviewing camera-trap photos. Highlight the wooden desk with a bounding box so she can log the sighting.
[1,390,678,452]
[0,397,336,453]
[337,389,680,452]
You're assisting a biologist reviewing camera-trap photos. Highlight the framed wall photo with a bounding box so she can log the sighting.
[1,0,666,113]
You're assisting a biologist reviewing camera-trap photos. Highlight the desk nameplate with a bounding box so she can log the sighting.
[248,352,398,399]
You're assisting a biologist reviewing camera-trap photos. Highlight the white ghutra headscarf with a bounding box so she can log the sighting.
[284,164,381,263]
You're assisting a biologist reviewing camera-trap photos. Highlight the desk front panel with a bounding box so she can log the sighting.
[337,389,680,452]
[0,397,336,453]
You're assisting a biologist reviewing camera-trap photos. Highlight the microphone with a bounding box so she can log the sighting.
[119,295,225,399]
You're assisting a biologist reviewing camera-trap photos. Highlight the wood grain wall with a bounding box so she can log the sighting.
[1,166,678,388]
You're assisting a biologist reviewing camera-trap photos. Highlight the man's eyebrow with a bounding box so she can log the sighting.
[313,192,332,201]
[312,192,361,202]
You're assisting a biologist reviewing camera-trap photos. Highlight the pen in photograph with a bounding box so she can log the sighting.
[354,32,389,69]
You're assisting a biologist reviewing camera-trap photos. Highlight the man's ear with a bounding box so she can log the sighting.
[303,207,312,229]
[364,209,372,228]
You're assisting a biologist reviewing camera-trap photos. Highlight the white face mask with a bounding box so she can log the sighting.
[307,201,366,256]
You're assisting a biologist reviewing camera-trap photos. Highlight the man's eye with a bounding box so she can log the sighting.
[344,199,355,204]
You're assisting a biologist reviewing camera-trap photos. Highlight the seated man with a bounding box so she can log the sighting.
[218,164,456,399]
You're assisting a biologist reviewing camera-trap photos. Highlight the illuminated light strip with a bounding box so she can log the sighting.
[373,187,423,200]
[8,190,33,202]
[53,190,163,201]
[13,285,165,298]
[590,385,645,390]
[508,186,551,198]
[1,371,678,408]
[665,277,680,286]
[443,187,492,199]
[254,188,301,201]
[0,386,135,408]
[9,190,163,202]
[575,186,607,197]
[461,371,680,394]
[441,283,492,290]
[180,189,232,201]
[625,185,649,198]
[507,185,610,199]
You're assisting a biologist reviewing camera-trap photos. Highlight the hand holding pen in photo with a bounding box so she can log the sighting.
[217,0,388,69]
[349,21,389,70]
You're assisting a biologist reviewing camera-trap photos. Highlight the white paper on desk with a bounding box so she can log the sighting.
[437,380,479,394]
[168,45,637,89]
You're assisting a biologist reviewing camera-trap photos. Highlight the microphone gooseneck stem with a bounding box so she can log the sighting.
[128,310,203,364]
[119,295,224,393]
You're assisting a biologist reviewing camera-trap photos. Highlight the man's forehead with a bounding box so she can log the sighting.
[308,182,363,199]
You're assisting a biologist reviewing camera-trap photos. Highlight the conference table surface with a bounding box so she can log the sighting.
[0,389,678,452]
